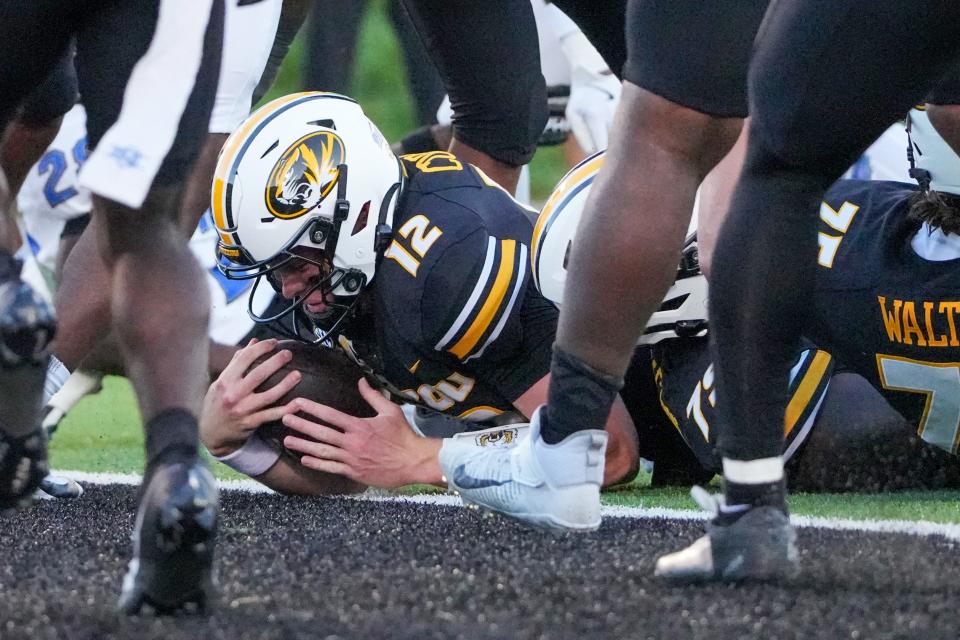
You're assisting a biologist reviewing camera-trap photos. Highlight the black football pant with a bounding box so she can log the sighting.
[711,0,960,461]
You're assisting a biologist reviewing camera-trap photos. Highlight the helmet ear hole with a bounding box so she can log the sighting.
[351,201,371,236]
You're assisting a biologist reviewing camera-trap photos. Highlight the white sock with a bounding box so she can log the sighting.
[43,356,71,406]
[46,369,104,414]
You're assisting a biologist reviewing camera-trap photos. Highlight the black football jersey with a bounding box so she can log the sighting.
[625,337,833,477]
[810,179,960,454]
[341,151,556,422]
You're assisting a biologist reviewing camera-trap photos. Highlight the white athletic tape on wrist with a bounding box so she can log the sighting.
[401,404,424,437]
[213,433,280,477]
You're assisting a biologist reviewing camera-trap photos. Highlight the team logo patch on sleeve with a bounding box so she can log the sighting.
[265,131,345,220]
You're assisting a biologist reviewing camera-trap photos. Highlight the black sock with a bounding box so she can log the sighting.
[722,477,788,516]
[0,252,21,280]
[540,346,623,444]
[144,408,199,471]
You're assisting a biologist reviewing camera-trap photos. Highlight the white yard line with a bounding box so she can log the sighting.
[58,470,960,542]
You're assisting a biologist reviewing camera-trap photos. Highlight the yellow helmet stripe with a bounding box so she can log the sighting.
[211,91,322,232]
[530,152,605,286]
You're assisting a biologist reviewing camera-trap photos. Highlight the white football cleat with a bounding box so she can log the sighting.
[439,406,607,532]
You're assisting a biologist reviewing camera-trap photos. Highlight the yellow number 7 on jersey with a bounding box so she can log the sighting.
[876,354,960,454]
[385,214,443,277]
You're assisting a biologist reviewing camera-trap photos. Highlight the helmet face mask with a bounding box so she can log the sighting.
[211,93,402,343]
[224,197,372,345]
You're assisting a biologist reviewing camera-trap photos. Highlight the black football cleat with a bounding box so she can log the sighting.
[0,275,56,369]
[0,427,49,511]
[654,487,798,584]
[118,458,219,615]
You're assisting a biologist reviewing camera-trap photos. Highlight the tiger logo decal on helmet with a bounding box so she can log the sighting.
[266,131,345,219]
[211,92,403,344]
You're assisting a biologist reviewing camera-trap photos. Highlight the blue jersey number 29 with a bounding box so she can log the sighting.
[38,137,87,208]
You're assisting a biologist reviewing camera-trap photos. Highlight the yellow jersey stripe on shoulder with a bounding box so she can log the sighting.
[449,239,517,360]
[435,237,498,351]
[465,243,528,362]
[784,350,832,436]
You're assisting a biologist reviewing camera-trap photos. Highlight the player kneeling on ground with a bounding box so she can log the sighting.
[201,93,639,507]
[535,152,960,495]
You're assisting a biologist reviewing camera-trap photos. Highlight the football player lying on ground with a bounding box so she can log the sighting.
[683,102,960,466]
[201,92,640,496]
[657,98,960,581]
[201,128,960,496]
[801,104,960,460]
[200,320,960,496]
[531,154,960,493]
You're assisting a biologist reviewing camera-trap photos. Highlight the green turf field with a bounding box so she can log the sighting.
[50,376,960,524]
[47,2,960,527]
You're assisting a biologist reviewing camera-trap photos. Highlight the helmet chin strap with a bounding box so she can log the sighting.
[315,163,351,268]
[301,286,366,345]
[246,266,368,344]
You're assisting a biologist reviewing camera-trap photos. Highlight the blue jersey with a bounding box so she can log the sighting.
[343,152,555,422]
[811,179,960,454]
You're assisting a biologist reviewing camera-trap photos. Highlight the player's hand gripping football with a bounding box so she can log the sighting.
[200,338,301,457]
[281,378,443,489]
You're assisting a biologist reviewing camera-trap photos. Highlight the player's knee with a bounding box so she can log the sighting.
[449,73,547,167]
[93,188,180,258]
[618,83,743,177]
[746,69,852,180]
[17,50,78,128]
[604,425,640,486]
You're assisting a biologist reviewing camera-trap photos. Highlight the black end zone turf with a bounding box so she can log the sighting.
[1,485,958,639]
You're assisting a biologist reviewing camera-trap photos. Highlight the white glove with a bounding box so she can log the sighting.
[543,3,621,154]
[567,65,621,154]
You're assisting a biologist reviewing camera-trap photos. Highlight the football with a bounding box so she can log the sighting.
[252,340,378,459]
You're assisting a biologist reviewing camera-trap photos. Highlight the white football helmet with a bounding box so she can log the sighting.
[212,92,403,341]
[531,150,707,344]
[908,106,960,196]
